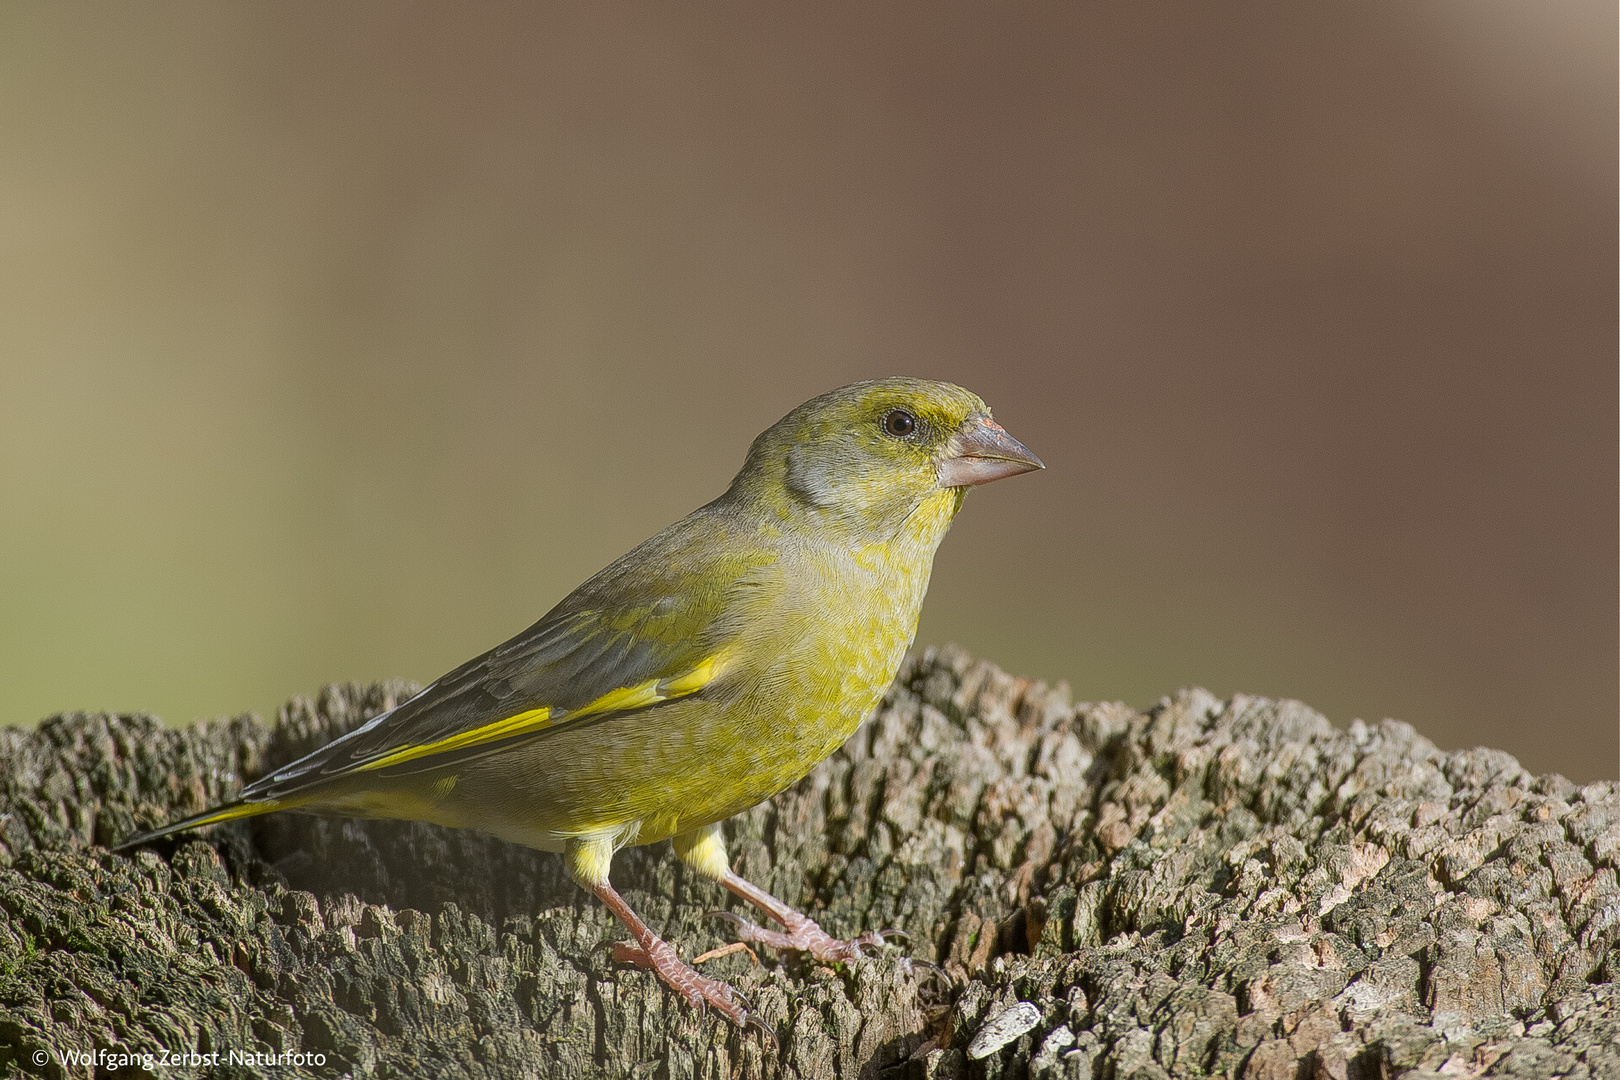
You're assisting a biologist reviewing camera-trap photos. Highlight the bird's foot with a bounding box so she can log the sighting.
[612,937,757,1028]
[709,909,899,965]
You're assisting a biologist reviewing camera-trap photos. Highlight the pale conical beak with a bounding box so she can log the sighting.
[937,415,1045,487]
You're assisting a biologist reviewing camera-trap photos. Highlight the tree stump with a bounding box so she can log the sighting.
[1,646,1615,1078]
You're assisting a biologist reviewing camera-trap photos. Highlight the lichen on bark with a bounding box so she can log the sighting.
[1,646,1616,1078]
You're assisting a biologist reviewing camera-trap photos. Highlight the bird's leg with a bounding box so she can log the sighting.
[675,822,890,966]
[568,835,752,1026]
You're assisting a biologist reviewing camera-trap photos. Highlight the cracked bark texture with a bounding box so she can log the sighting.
[1,645,1617,1079]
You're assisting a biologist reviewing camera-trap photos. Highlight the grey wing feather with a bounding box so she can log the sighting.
[240,597,725,800]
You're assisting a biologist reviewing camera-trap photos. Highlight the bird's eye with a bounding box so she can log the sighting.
[882,409,917,438]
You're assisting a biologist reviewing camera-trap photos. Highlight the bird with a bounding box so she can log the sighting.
[115,377,1043,1027]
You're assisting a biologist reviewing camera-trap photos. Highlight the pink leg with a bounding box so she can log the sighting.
[589,879,754,1026]
[714,870,893,964]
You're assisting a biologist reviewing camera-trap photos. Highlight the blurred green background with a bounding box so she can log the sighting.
[0,4,1614,780]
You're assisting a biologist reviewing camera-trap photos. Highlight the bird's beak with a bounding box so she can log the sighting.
[937,415,1045,487]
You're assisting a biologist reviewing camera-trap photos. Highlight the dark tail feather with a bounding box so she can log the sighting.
[111,799,281,852]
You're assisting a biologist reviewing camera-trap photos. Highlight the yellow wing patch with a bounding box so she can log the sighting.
[659,656,721,696]
[357,705,554,772]
[355,653,726,773]
[181,802,286,829]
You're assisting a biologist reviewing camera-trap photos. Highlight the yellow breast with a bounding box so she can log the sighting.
[654,485,964,827]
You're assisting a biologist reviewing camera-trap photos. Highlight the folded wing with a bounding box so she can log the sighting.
[114,523,779,850]
[249,600,729,799]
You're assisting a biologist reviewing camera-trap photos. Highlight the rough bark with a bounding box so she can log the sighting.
[1,646,1616,1079]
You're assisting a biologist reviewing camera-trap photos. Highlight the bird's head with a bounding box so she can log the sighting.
[730,378,1043,541]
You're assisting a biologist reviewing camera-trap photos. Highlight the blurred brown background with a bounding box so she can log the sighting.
[0,3,1614,780]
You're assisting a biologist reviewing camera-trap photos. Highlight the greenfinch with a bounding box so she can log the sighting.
[117,378,1043,1026]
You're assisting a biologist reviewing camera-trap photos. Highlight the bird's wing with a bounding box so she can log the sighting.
[242,544,772,802]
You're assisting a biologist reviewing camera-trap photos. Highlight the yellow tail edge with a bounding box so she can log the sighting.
[111,799,285,852]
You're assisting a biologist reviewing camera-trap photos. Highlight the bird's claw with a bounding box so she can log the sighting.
[609,937,759,1031]
[745,1012,779,1050]
[896,956,948,980]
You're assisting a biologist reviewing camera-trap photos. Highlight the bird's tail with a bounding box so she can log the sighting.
[111,799,284,853]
